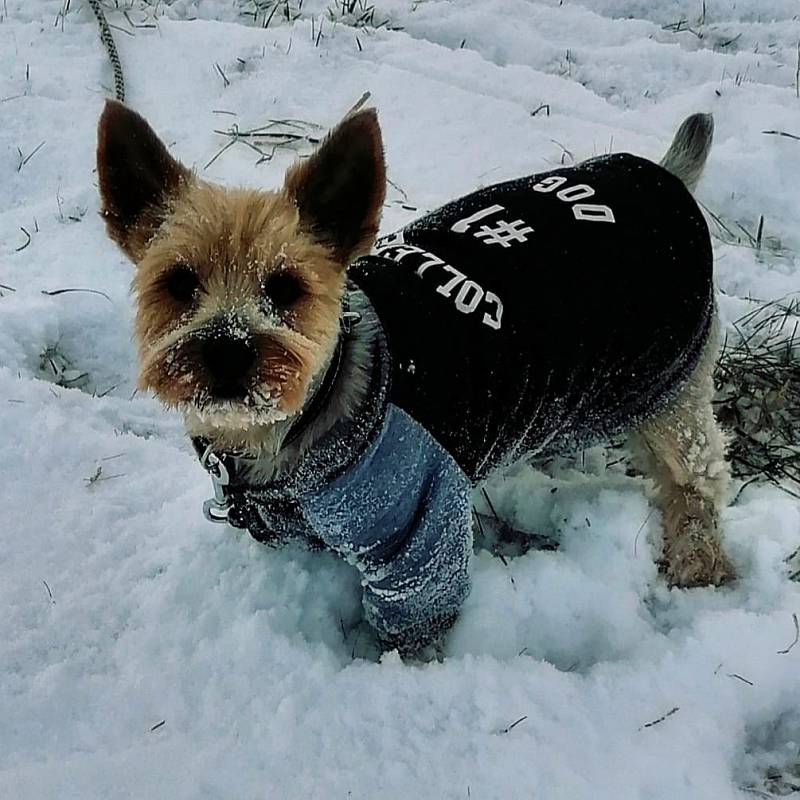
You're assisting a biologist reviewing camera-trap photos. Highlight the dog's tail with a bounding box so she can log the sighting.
[659,112,714,193]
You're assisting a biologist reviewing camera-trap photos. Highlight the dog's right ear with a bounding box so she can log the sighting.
[283,108,385,267]
[97,100,191,260]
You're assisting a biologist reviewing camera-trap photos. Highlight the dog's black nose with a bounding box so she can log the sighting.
[202,334,256,395]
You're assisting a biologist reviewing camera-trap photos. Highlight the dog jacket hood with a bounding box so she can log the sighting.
[206,152,713,654]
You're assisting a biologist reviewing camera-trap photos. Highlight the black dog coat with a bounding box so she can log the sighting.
[353,152,713,480]
[221,153,713,654]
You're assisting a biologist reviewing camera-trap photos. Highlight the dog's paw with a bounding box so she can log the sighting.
[377,611,458,661]
[661,516,735,588]
[660,489,735,588]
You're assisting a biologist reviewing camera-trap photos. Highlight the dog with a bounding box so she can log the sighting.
[97,101,734,656]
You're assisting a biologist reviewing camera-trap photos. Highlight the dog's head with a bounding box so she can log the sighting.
[96,101,385,445]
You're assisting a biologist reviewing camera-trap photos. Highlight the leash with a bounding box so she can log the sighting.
[88,0,126,102]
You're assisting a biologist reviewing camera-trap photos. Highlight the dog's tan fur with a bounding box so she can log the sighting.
[629,317,735,586]
[98,100,383,456]
[134,186,345,433]
[97,100,734,589]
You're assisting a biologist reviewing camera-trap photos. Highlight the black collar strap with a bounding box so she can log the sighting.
[277,293,361,449]
[281,334,344,448]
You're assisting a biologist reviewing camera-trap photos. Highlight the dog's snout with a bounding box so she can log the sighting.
[202,332,256,392]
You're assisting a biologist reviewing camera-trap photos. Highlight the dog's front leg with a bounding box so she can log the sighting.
[300,408,474,657]
[359,483,473,658]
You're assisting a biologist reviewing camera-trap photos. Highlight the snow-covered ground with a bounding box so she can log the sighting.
[2,1,800,797]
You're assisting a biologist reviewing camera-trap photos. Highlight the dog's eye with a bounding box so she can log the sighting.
[164,266,199,303]
[262,272,305,309]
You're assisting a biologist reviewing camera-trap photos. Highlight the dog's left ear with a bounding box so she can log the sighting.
[97,100,191,260]
[284,109,386,266]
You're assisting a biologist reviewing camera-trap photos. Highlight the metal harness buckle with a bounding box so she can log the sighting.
[200,445,232,523]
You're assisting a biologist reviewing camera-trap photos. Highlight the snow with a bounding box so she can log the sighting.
[1,1,799,797]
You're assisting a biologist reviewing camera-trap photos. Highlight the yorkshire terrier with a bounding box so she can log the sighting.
[97,101,734,656]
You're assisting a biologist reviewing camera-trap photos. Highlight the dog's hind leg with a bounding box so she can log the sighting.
[629,322,735,588]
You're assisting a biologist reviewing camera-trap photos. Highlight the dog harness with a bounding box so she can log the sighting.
[198,152,714,654]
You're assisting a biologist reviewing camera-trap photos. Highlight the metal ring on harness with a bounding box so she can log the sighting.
[200,445,232,523]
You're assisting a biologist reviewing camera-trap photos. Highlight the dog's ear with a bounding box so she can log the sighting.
[97,100,191,260]
[283,108,385,266]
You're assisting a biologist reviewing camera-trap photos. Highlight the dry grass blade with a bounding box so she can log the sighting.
[777,613,800,655]
[714,295,800,499]
[41,287,112,302]
[207,118,324,167]
[16,140,45,172]
[499,715,527,734]
[15,227,31,251]
[796,41,800,99]
[762,129,800,142]
[639,706,679,731]
[700,202,788,258]
[326,0,399,31]
[214,62,231,88]
[345,90,371,116]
